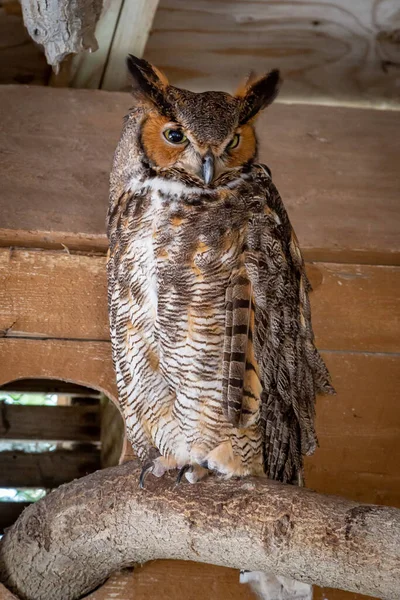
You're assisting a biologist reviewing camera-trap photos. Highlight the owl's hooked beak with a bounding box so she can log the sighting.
[201,151,215,185]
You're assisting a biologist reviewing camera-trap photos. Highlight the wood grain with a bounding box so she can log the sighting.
[0,249,109,341]
[1,250,399,354]
[0,2,49,86]
[0,338,117,402]
[0,449,101,488]
[145,0,400,108]
[84,563,374,600]
[0,404,100,442]
[0,86,399,262]
[307,351,400,508]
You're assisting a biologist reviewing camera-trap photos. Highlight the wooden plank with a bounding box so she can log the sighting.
[0,379,100,395]
[0,404,100,442]
[306,352,400,508]
[84,562,374,600]
[0,448,101,488]
[0,87,399,262]
[0,2,49,86]
[101,0,159,91]
[307,263,400,353]
[1,249,399,353]
[100,397,125,468]
[85,562,257,600]
[68,0,124,89]
[0,502,30,534]
[0,582,19,600]
[0,338,117,403]
[145,0,400,109]
[0,249,109,341]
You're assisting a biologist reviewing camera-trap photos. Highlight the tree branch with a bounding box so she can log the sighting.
[0,460,399,600]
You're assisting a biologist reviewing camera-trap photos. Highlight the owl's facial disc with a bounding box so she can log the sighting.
[127,55,281,185]
[141,113,258,185]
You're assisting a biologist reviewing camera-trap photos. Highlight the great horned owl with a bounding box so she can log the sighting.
[107,55,333,490]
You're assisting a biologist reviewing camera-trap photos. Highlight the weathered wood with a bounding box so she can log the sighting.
[0,504,30,536]
[20,0,103,69]
[84,564,257,600]
[83,563,373,600]
[0,582,18,600]
[101,0,159,91]
[100,397,124,468]
[0,249,109,341]
[0,449,100,488]
[0,380,99,395]
[0,2,49,86]
[0,404,100,442]
[145,0,400,109]
[0,86,399,263]
[68,0,124,89]
[1,249,399,354]
[308,352,400,509]
[1,461,399,600]
[0,338,117,403]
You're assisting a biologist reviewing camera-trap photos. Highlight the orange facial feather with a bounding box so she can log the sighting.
[225,124,256,167]
[141,113,186,168]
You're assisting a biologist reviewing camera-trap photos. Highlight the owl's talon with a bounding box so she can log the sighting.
[176,465,191,484]
[139,463,154,489]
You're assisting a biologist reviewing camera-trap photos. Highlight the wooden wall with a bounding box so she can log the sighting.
[1,0,399,108]
[144,0,400,107]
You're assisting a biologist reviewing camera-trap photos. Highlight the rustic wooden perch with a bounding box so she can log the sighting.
[0,460,399,600]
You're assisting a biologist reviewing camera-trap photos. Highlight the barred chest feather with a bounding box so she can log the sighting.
[108,171,268,478]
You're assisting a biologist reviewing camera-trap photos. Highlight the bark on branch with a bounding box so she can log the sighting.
[0,460,399,600]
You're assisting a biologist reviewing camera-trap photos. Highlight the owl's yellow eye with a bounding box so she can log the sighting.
[163,128,188,145]
[227,134,240,150]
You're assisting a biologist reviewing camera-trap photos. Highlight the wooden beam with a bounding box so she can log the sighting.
[100,398,124,468]
[0,338,118,404]
[69,0,124,89]
[0,449,101,488]
[0,404,100,442]
[0,503,30,535]
[101,0,159,91]
[1,249,399,354]
[0,86,398,262]
[145,0,400,109]
[0,380,99,395]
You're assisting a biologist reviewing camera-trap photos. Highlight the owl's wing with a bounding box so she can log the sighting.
[224,168,334,483]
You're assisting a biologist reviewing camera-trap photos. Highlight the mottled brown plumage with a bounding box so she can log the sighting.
[107,56,334,490]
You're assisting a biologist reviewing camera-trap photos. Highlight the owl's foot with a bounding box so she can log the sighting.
[176,464,209,484]
[139,455,178,489]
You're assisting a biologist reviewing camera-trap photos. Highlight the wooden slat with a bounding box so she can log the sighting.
[0,249,109,341]
[101,0,159,91]
[100,398,125,468]
[0,86,399,263]
[0,2,49,86]
[0,379,99,394]
[306,352,400,508]
[83,562,374,600]
[145,0,400,109]
[0,502,30,534]
[0,404,100,442]
[0,449,101,488]
[1,249,399,353]
[307,263,400,353]
[0,338,117,403]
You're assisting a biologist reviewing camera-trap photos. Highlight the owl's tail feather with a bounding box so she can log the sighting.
[240,571,312,600]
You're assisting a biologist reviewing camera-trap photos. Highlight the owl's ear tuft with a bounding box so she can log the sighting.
[126,55,172,115]
[237,69,281,124]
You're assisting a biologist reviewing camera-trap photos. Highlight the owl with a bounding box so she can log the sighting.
[107,55,334,492]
